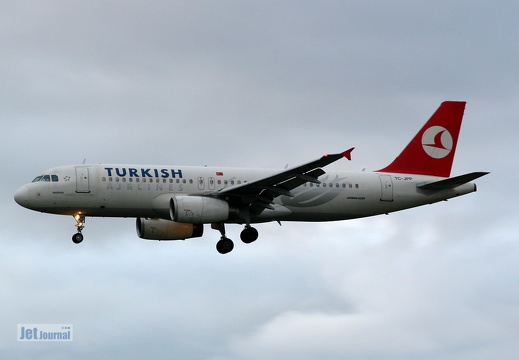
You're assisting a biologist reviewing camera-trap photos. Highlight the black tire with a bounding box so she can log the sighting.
[240,227,259,244]
[216,238,234,254]
[72,233,84,244]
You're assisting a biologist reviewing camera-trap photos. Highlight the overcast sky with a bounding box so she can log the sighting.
[1,1,518,359]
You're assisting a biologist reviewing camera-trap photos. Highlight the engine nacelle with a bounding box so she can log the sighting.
[171,196,237,224]
[136,218,203,240]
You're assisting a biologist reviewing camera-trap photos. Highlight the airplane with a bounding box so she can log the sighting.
[14,101,488,254]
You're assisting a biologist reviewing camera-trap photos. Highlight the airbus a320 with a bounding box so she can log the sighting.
[14,101,488,254]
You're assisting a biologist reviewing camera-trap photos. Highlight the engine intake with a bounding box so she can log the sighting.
[171,196,238,224]
[136,218,203,240]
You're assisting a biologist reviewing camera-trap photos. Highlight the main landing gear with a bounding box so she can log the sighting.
[240,225,259,244]
[72,214,85,244]
[212,223,259,254]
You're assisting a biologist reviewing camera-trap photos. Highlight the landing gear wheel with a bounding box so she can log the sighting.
[216,237,234,254]
[240,226,259,244]
[72,232,84,244]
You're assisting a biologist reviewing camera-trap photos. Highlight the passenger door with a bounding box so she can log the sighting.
[75,167,90,193]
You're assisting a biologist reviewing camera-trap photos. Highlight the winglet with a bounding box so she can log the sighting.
[341,147,355,161]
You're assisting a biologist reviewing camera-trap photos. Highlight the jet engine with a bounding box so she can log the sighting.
[136,218,203,240]
[170,195,239,224]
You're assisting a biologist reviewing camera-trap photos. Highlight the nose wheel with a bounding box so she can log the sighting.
[72,232,84,244]
[72,214,85,244]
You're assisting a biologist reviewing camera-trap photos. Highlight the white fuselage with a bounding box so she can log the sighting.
[14,164,477,223]
[12,101,487,253]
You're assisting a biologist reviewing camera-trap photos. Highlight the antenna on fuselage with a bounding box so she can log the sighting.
[82,158,87,164]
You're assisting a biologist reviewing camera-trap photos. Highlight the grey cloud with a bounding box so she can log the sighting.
[1,1,517,359]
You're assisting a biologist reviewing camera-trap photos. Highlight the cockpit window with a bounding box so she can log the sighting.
[32,175,59,182]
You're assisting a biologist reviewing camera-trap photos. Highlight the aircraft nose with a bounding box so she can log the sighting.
[14,186,29,207]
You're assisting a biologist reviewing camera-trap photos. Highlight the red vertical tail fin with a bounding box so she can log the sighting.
[376,101,466,177]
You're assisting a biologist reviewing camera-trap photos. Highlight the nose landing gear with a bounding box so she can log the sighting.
[72,214,85,244]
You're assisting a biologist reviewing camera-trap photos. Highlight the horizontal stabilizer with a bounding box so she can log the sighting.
[417,172,489,190]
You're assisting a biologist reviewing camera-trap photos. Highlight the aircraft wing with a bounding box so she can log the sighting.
[215,148,354,214]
